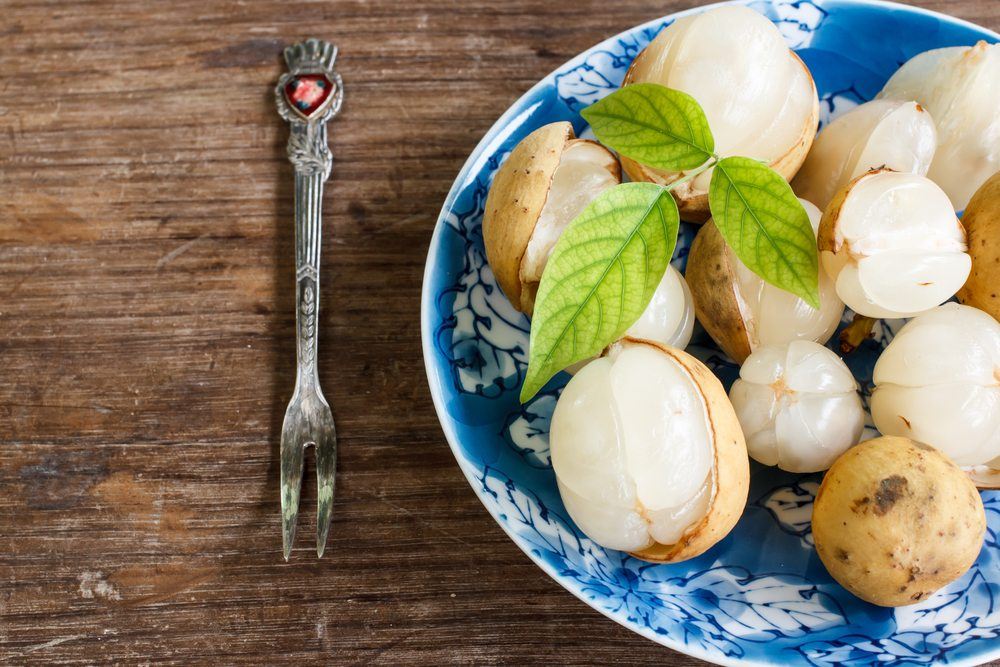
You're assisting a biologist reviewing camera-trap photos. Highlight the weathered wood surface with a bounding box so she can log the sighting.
[0,0,997,664]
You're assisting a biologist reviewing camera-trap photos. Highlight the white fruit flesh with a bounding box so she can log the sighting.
[730,340,864,472]
[821,171,970,318]
[878,42,1000,210]
[628,6,814,192]
[793,100,937,210]
[565,266,695,376]
[626,265,695,349]
[551,345,714,551]
[734,200,843,348]
[520,141,619,285]
[872,303,1000,466]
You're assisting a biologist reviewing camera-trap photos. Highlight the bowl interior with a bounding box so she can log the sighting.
[422,1,1000,664]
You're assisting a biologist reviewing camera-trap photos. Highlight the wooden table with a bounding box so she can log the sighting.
[1,0,997,663]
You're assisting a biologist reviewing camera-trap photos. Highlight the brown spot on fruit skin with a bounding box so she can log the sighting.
[874,475,908,515]
[852,496,871,513]
[835,548,850,562]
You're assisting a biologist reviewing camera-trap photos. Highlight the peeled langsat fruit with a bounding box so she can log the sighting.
[878,41,1000,210]
[621,5,818,221]
[482,121,697,354]
[871,303,1000,474]
[818,169,970,319]
[551,338,749,563]
[729,340,864,473]
[792,99,937,211]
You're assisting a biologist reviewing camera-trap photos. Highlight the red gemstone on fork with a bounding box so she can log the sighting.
[284,74,334,118]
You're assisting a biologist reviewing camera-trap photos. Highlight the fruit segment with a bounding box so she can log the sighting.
[624,265,695,352]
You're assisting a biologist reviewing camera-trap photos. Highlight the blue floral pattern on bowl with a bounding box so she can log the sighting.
[421,1,1000,664]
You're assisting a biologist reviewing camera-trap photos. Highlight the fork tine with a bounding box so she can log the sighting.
[315,433,336,557]
[280,434,305,561]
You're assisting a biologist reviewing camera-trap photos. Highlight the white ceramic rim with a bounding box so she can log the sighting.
[419,1,1000,663]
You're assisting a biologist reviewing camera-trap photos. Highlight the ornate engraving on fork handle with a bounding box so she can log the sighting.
[288,123,332,177]
[298,279,317,373]
[276,38,343,559]
[292,167,324,388]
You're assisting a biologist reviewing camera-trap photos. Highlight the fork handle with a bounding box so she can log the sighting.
[289,121,332,390]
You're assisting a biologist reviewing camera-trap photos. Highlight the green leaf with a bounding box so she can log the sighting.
[520,183,680,403]
[581,83,715,171]
[708,156,820,308]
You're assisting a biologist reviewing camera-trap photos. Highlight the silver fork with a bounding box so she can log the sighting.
[275,38,343,560]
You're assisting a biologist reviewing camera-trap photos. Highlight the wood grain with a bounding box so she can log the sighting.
[1,0,997,664]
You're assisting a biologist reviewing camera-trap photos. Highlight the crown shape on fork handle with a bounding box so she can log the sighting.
[275,38,344,124]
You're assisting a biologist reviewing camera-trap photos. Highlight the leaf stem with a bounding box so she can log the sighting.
[663,154,719,193]
[839,314,878,355]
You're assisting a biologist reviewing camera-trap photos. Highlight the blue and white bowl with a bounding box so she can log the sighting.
[421,2,1000,664]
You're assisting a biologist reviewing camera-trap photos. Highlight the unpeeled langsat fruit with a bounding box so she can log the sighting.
[958,171,1000,322]
[686,199,843,363]
[813,436,985,607]
[482,122,696,351]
